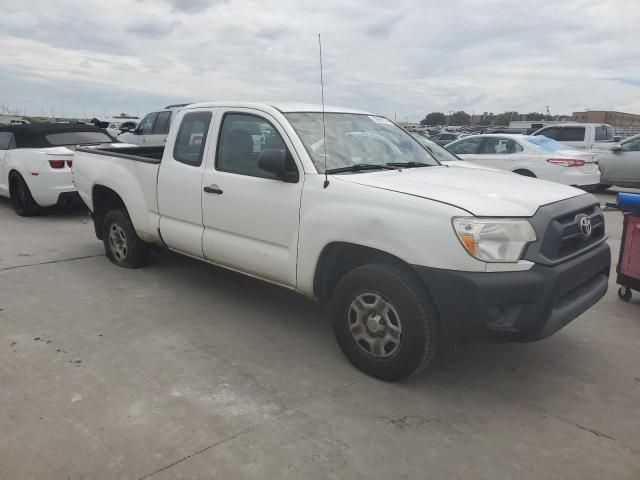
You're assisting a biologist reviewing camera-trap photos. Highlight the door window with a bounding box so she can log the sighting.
[137,112,159,134]
[447,136,483,154]
[216,113,293,179]
[479,137,522,154]
[595,126,614,141]
[621,137,640,152]
[561,127,586,142]
[0,132,14,150]
[153,111,172,134]
[536,127,562,140]
[173,111,213,166]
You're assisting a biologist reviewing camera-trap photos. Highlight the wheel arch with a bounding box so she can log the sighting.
[92,185,128,240]
[313,242,426,300]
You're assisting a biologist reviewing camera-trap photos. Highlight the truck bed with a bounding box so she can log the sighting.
[75,145,164,163]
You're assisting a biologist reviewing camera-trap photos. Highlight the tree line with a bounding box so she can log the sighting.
[420,111,556,126]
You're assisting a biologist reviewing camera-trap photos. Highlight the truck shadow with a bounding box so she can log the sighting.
[147,250,607,398]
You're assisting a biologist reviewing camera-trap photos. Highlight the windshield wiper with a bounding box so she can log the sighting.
[386,161,433,168]
[325,164,398,174]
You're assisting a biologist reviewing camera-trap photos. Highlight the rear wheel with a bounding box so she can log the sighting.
[513,169,536,178]
[9,173,40,216]
[331,263,439,382]
[102,209,150,268]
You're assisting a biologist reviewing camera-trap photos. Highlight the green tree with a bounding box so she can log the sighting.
[494,111,519,126]
[421,112,446,125]
[525,112,545,121]
[449,111,470,125]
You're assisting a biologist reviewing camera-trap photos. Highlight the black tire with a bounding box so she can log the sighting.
[331,263,439,382]
[513,169,536,178]
[618,287,632,302]
[9,173,41,216]
[102,209,150,268]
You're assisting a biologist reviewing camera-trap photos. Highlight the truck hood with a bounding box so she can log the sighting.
[333,166,586,217]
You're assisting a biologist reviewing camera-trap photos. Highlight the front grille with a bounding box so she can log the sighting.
[551,206,605,260]
[523,196,607,266]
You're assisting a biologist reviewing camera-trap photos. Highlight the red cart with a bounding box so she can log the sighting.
[617,212,640,302]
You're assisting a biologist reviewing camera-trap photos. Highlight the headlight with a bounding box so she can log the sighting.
[452,217,536,263]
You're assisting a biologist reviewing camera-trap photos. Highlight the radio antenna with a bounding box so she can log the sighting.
[318,33,329,188]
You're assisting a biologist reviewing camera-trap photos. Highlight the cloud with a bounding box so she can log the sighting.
[161,0,226,13]
[0,0,639,120]
[126,19,181,37]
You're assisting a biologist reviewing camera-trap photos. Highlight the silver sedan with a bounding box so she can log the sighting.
[597,134,640,189]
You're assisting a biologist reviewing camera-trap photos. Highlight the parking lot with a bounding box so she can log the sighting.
[0,190,639,479]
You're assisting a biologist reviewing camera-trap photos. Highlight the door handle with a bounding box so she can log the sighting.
[203,184,223,194]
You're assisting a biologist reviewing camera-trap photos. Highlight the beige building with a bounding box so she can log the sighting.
[572,111,640,128]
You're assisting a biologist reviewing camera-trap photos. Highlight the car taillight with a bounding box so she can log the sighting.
[67,160,73,167]
[48,160,66,169]
[547,158,586,167]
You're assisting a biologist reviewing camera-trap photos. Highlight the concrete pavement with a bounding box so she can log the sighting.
[0,191,639,479]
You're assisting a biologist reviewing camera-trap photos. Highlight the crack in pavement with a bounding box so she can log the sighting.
[484,384,640,456]
[0,254,103,273]
[136,377,363,480]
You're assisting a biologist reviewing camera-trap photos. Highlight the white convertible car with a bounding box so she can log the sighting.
[0,123,116,216]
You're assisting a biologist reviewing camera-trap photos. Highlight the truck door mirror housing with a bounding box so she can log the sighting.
[257,149,299,183]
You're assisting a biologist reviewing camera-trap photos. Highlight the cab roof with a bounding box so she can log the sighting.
[183,101,376,116]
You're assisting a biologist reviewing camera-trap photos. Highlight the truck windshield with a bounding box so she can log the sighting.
[285,113,439,172]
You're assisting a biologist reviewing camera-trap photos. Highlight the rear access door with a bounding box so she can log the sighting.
[157,108,218,257]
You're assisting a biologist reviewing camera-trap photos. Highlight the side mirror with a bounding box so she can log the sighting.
[257,149,299,183]
[611,145,622,152]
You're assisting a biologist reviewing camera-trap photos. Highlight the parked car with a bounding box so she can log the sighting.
[412,134,500,172]
[428,132,466,146]
[107,121,138,138]
[0,123,116,216]
[446,134,601,188]
[596,133,640,189]
[532,123,616,149]
[72,102,610,381]
[117,105,188,146]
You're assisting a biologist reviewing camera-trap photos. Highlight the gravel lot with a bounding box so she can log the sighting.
[0,190,639,480]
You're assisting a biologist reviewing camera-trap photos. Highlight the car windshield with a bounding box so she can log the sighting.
[524,135,574,153]
[285,113,438,172]
[45,131,113,146]
[412,135,459,162]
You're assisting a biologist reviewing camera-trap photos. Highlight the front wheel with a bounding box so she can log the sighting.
[102,209,150,268]
[331,263,439,382]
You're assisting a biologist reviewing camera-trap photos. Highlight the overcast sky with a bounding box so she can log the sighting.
[1,0,638,121]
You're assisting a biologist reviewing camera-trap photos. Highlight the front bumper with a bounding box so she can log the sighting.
[414,241,610,342]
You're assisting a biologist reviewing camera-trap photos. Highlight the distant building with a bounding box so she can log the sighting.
[572,111,640,128]
[470,112,496,125]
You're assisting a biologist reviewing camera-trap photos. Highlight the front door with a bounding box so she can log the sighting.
[157,109,216,257]
[201,109,303,287]
[474,136,524,170]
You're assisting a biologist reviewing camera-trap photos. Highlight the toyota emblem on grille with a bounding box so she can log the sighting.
[576,214,593,238]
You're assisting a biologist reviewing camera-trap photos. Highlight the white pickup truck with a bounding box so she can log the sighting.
[72,102,611,381]
[532,123,617,149]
